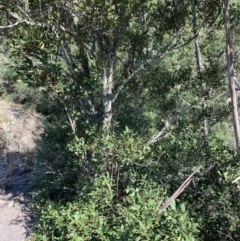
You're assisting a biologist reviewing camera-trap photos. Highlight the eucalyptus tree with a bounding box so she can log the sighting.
[0,0,202,135]
[223,0,240,157]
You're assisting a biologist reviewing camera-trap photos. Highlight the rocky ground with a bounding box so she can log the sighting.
[0,100,43,241]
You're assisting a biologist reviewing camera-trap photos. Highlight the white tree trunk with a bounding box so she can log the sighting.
[224,0,240,157]
[102,57,114,131]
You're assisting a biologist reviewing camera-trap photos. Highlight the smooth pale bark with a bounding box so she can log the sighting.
[102,66,113,131]
[101,39,117,132]
[224,0,240,157]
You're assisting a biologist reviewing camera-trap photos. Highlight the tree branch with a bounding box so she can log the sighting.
[147,102,196,145]
[60,42,74,74]
[159,166,201,215]
[112,39,175,104]
[112,31,196,104]
[0,9,75,37]
[0,21,23,29]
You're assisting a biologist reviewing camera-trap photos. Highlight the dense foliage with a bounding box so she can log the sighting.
[1,0,240,240]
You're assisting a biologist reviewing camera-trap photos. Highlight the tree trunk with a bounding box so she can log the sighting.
[195,39,208,143]
[192,0,208,143]
[102,65,113,131]
[224,0,240,157]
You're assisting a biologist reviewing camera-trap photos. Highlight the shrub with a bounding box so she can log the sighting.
[30,127,199,240]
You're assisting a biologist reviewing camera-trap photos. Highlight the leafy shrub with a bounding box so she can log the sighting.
[30,126,199,240]
[31,177,199,241]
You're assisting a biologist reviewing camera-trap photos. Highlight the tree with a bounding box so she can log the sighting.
[224,0,240,157]
[0,0,196,134]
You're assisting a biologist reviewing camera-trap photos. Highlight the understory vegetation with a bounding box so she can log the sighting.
[1,0,240,240]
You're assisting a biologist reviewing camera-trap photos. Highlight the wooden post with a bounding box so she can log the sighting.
[224,0,240,157]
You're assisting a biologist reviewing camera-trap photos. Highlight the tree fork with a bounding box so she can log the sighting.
[224,0,240,157]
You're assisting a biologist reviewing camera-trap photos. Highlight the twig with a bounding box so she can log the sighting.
[217,230,235,241]
[232,175,240,183]
[0,21,22,29]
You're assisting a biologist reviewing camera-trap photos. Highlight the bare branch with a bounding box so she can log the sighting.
[0,9,75,37]
[112,31,197,104]
[216,230,235,241]
[147,102,196,145]
[60,42,74,74]
[0,21,23,29]
[112,31,181,104]
[159,166,201,215]
[8,11,22,20]
[112,62,146,103]
[16,5,30,18]
[232,175,240,183]
[64,104,77,135]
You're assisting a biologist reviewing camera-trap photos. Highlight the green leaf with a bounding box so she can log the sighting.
[170,200,176,211]
[139,220,146,230]
[180,203,185,213]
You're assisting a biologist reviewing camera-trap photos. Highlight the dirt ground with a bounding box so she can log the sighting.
[0,100,43,241]
[0,192,27,241]
[0,159,34,241]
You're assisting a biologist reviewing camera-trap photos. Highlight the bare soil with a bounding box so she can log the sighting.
[0,100,43,241]
[0,192,27,241]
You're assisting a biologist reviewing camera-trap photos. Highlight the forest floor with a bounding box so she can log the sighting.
[0,100,43,241]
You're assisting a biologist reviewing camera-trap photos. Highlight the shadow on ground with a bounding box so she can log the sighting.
[0,150,38,241]
[0,100,44,241]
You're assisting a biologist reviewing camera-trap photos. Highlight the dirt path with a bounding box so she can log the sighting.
[0,163,32,241]
[0,193,27,241]
[0,157,33,241]
[0,100,44,241]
